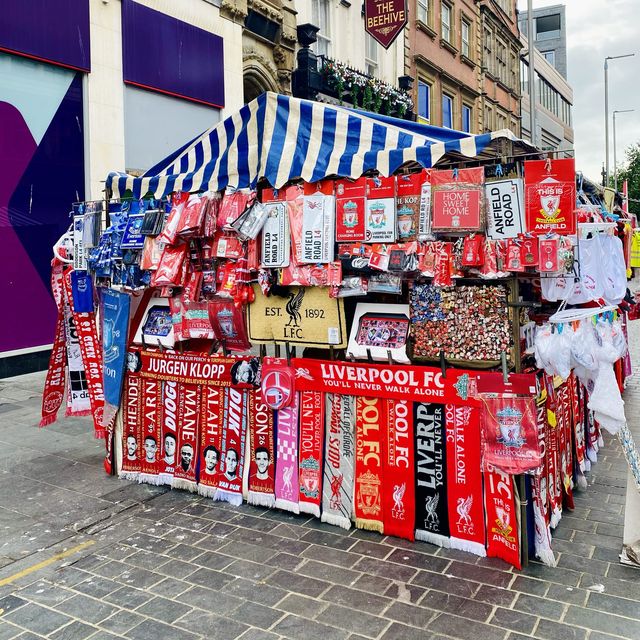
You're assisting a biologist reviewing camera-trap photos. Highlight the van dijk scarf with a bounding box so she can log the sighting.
[198,385,225,498]
[120,374,142,481]
[172,384,200,492]
[354,396,386,533]
[445,405,486,556]
[383,399,415,541]
[275,394,300,513]
[298,391,325,517]
[247,388,276,507]
[322,394,355,529]
[139,378,163,485]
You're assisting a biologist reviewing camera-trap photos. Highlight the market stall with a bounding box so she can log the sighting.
[42,92,639,570]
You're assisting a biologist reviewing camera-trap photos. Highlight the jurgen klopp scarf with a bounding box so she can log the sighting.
[198,385,225,498]
[139,379,163,485]
[298,391,325,518]
[247,388,276,507]
[172,384,201,492]
[321,394,355,530]
[354,396,385,533]
[275,394,300,513]
[414,402,450,547]
[383,400,415,541]
[158,380,178,486]
[120,374,142,481]
[215,388,248,506]
[445,405,486,557]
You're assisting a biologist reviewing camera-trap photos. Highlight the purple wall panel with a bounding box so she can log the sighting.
[122,0,225,108]
[0,0,90,71]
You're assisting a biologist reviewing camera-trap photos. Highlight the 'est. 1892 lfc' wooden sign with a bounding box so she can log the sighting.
[364,0,407,49]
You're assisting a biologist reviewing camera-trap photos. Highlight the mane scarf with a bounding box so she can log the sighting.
[275,395,300,513]
[172,384,201,492]
[197,385,225,498]
[298,391,325,517]
[247,389,276,507]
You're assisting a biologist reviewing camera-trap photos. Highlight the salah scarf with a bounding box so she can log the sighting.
[172,384,201,492]
[298,391,325,518]
[197,385,225,498]
[120,374,142,481]
[275,394,300,513]
[139,378,163,485]
[247,388,276,507]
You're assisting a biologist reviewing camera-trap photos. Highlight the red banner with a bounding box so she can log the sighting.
[364,0,407,49]
[298,391,325,518]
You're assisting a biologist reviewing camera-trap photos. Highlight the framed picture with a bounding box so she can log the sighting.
[133,298,175,348]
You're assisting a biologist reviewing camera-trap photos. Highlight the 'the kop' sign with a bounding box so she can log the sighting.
[364,0,407,49]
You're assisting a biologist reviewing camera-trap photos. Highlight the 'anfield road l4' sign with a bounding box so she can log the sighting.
[364,0,407,49]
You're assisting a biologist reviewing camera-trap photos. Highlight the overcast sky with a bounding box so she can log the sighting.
[517,0,640,183]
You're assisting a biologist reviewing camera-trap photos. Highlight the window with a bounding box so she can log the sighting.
[417,0,430,25]
[510,51,517,90]
[520,59,528,93]
[535,14,561,41]
[442,93,453,128]
[418,80,431,121]
[496,111,507,130]
[542,50,555,67]
[365,34,378,76]
[484,104,493,131]
[496,39,507,84]
[462,104,472,132]
[441,2,451,42]
[461,18,470,58]
[311,0,331,56]
[483,27,493,74]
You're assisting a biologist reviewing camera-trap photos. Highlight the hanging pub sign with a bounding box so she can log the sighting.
[431,168,484,232]
[364,0,407,49]
[485,179,525,240]
[524,159,576,235]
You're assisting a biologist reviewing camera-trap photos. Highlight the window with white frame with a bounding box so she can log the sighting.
[441,2,452,42]
[442,93,453,128]
[483,27,493,74]
[311,0,331,57]
[365,33,378,76]
[417,0,430,25]
[461,17,471,58]
[542,50,555,67]
[418,80,431,121]
[462,104,472,132]
[496,38,507,84]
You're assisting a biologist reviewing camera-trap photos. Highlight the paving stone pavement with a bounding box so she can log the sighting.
[0,355,639,640]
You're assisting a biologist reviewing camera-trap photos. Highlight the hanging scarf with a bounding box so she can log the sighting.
[569,375,587,485]
[63,298,91,418]
[139,379,163,485]
[382,399,415,541]
[246,388,276,507]
[484,465,521,569]
[557,383,574,510]
[172,384,201,492]
[215,388,248,506]
[445,405,486,556]
[197,385,225,498]
[275,394,300,513]
[544,378,562,528]
[298,391,325,517]
[120,374,142,481]
[414,402,450,547]
[158,380,178,486]
[321,394,355,530]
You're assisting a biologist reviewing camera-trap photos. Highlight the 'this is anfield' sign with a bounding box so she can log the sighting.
[365,0,407,49]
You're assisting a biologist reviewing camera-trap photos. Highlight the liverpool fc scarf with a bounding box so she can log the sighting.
[172,384,201,492]
[569,375,587,487]
[414,402,450,547]
[197,385,225,498]
[247,388,276,507]
[63,299,91,418]
[557,383,574,510]
[275,394,300,513]
[321,394,355,529]
[445,405,486,556]
[139,379,163,485]
[354,396,385,533]
[120,374,142,481]
[383,400,415,541]
[158,380,178,486]
[298,391,325,517]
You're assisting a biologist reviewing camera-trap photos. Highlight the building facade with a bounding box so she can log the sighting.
[518,4,567,79]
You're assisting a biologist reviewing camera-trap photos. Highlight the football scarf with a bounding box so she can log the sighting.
[544,380,563,529]
[445,405,486,556]
[158,380,178,486]
[298,391,325,517]
[247,388,276,507]
[172,384,200,492]
[120,374,142,481]
[139,379,163,485]
[63,299,91,418]
[215,388,248,506]
[414,402,450,546]
[383,399,415,541]
[321,394,355,530]
[569,375,587,485]
[354,396,386,533]
[484,465,521,569]
[557,383,574,510]
[197,385,225,498]
[275,394,300,513]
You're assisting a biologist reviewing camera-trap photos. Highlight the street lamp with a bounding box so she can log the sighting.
[613,109,635,192]
[604,53,635,185]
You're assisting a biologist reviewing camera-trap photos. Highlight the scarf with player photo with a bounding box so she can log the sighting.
[215,388,248,506]
[139,378,163,485]
[354,396,386,533]
[445,405,486,556]
[247,388,276,507]
[557,382,574,510]
[275,394,300,513]
[322,394,355,530]
[158,380,178,486]
[569,375,587,487]
[544,379,563,529]
[382,399,415,541]
[197,385,225,498]
[298,391,325,517]
[484,464,521,569]
[172,384,201,492]
[413,402,450,547]
[120,374,142,481]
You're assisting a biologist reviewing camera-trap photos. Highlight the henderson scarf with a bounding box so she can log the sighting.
[414,402,450,547]
[354,396,386,533]
[172,384,201,492]
[275,394,300,513]
[383,399,415,541]
[158,380,178,486]
[445,404,486,557]
[298,391,325,517]
[322,394,355,530]
[198,385,225,498]
[247,388,276,507]
[215,388,248,506]
[139,378,163,485]
[120,374,142,481]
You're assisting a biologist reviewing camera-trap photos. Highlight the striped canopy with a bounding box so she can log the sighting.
[107,92,536,199]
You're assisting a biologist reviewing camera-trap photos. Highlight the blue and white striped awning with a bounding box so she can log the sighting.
[107,92,536,199]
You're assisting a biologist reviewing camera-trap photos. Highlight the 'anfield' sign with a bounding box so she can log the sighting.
[364,0,407,49]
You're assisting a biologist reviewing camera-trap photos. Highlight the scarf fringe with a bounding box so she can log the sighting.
[321,512,352,530]
[536,548,558,567]
[586,447,598,463]
[275,498,300,514]
[119,471,140,482]
[39,415,58,427]
[197,484,217,499]
[172,478,198,493]
[449,537,487,557]
[415,530,451,548]
[247,491,276,508]
[299,502,320,518]
[94,429,106,440]
[213,488,243,506]
[355,518,384,533]
[138,473,163,486]
[576,473,588,490]
[550,508,562,529]
[65,409,92,418]
[158,473,174,487]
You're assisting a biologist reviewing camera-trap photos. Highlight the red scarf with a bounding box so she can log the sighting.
[139,379,162,484]
[172,384,201,492]
[557,383,574,510]
[247,388,276,507]
[120,374,142,481]
[445,405,486,556]
[354,396,386,533]
[275,394,300,513]
[158,380,178,486]
[298,391,325,518]
[382,399,415,541]
[544,378,562,528]
[197,385,225,498]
